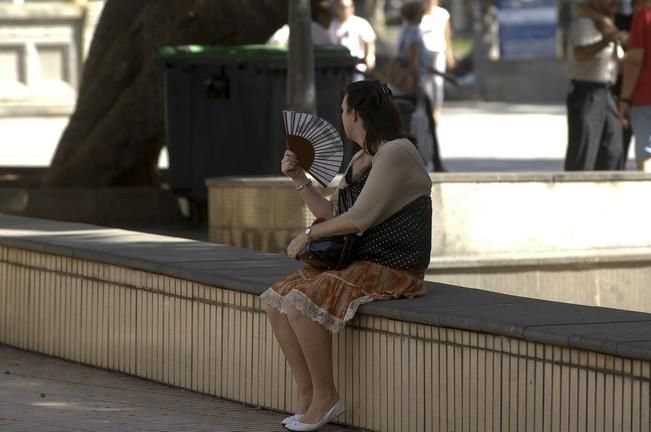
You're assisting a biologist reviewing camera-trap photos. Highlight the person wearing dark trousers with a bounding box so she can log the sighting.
[565,0,628,171]
[423,94,446,172]
[565,81,623,170]
[575,2,633,168]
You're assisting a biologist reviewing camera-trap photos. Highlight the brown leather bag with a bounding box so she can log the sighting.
[377,58,418,95]
[297,217,355,270]
[298,234,355,270]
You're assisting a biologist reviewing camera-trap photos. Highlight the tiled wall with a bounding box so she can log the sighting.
[1,245,649,432]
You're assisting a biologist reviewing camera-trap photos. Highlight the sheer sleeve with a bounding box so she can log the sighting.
[341,139,431,232]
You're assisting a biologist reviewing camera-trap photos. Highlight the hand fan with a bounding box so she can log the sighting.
[282,110,344,187]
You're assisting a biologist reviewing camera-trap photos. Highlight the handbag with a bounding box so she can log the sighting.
[298,234,355,270]
[377,58,418,95]
[298,184,356,270]
[298,217,355,270]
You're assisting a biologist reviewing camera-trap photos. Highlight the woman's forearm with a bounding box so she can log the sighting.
[292,176,336,220]
[286,211,359,259]
[307,213,360,239]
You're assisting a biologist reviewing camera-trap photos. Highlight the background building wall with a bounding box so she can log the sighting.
[0,0,104,116]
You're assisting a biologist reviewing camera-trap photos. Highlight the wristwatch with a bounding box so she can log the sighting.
[304,226,312,239]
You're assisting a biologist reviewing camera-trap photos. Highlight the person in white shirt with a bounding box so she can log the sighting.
[420,0,455,124]
[564,0,627,170]
[329,0,377,80]
[267,0,335,47]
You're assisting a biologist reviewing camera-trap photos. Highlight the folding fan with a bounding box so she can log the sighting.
[282,110,344,187]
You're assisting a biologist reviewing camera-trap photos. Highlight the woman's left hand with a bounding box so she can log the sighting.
[286,232,310,259]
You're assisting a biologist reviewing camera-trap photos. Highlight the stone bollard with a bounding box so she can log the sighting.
[206,176,337,253]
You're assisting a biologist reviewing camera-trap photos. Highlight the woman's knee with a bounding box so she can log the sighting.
[285,302,304,323]
[265,304,284,324]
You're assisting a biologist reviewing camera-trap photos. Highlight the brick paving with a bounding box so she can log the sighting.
[0,345,357,432]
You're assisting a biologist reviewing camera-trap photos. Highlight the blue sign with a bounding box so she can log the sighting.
[497,0,558,59]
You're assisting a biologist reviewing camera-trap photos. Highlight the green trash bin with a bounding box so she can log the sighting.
[159,44,357,211]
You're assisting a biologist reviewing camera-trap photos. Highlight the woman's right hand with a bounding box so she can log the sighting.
[281,150,306,181]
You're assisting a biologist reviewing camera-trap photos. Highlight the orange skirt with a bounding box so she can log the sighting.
[260,261,426,333]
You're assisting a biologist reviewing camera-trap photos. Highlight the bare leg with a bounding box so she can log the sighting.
[286,303,339,424]
[424,95,446,172]
[265,304,312,413]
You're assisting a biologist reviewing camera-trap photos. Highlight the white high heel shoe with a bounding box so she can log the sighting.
[281,414,303,425]
[285,399,345,431]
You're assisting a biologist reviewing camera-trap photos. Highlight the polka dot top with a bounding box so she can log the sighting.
[338,165,432,271]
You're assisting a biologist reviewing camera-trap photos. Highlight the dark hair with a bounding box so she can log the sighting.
[311,0,333,24]
[344,80,412,155]
[400,1,425,23]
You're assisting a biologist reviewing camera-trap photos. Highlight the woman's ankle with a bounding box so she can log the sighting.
[296,388,313,413]
[300,393,341,423]
[311,390,339,405]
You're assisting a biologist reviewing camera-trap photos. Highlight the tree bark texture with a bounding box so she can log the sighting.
[45,0,288,187]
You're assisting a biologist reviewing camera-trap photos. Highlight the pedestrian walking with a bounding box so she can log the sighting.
[421,0,456,126]
[564,0,627,171]
[395,1,446,171]
[576,0,634,168]
[267,0,335,46]
[619,0,651,172]
[329,0,377,81]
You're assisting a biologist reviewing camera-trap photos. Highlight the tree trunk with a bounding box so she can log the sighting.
[287,0,316,114]
[44,0,288,187]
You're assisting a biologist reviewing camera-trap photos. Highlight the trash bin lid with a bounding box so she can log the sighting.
[158,44,286,59]
[158,44,358,67]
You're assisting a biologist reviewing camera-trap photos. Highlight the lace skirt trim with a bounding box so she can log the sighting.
[259,261,425,333]
[260,288,373,333]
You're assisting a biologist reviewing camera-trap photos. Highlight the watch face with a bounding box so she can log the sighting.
[305,227,312,236]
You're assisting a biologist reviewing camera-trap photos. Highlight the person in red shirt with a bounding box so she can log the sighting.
[619,0,651,171]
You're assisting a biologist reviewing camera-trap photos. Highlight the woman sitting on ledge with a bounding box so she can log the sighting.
[260,80,432,431]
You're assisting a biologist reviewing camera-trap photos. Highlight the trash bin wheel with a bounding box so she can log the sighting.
[177,196,203,227]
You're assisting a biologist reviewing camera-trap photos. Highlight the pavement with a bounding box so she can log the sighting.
[0,102,572,172]
[0,345,356,432]
[2,102,637,172]
[1,102,638,171]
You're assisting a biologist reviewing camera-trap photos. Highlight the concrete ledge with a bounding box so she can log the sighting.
[0,188,185,226]
[0,104,74,117]
[208,172,651,258]
[428,171,651,183]
[427,171,651,257]
[429,248,651,268]
[1,214,650,431]
[0,4,84,20]
[207,174,651,313]
[1,213,650,361]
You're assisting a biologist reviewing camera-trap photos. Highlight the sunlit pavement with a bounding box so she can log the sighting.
[1,102,639,172]
[0,345,355,432]
[0,102,576,172]
[2,101,639,172]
